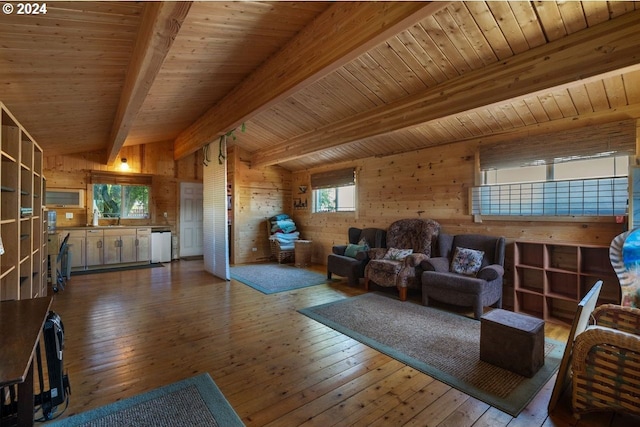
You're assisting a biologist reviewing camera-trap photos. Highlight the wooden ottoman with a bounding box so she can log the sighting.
[480,309,545,377]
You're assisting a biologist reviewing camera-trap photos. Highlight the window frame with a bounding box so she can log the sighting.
[90,172,152,220]
[471,156,630,221]
[93,183,151,220]
[310,168,356,214]
[312,185,356,213]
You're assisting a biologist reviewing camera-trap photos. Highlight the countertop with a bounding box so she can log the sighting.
[55,225,172,231]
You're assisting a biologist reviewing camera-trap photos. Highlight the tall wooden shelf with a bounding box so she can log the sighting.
[513,240,620,325]
[0,102,46,301]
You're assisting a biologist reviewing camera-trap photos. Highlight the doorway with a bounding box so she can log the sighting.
[179,182,203,257]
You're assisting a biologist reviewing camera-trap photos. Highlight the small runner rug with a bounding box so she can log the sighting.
[230,263,328,294]
[299,292,564,417]
[71,263,163,276]
[47,373,244,427]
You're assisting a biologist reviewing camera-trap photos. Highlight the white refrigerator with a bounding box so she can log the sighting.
[151,231,172,263]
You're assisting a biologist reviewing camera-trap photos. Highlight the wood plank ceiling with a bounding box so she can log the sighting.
[1,1,639,172]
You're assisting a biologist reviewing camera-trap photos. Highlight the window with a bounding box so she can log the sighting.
[314,185,355,212]
[311,168,356,213]
[93,184,149,219]
[91,172,152,219]
[472,119,636,218]
[473,156,630,217]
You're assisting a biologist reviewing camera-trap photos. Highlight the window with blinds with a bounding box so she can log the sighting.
[472,120,634,218]
[310,168,356,213]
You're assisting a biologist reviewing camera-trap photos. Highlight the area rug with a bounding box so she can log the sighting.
[47,373,244,427]
[299,293,564,417]
[71,263,163,276]
[230,263,328,294]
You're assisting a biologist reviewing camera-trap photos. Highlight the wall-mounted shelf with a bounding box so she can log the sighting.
[513,240,620,325]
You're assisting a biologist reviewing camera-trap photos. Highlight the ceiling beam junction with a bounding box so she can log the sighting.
[106,1,192,165]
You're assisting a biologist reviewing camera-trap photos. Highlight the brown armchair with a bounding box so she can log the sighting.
[327,227,386,286]
[364,218,440,301]
[572,304,640,418]
[421,233,505,320]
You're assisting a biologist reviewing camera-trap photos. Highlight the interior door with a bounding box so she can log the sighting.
[179,182,203,257]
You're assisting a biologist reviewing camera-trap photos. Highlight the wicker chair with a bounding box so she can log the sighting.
[266,218,298,263]
[571,304,640,418]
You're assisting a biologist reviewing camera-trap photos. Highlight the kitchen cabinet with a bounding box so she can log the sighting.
[104,228,137,265]
[136,228,151,262]
[58,226,155,270]
[66,230,86,269]
[85,229,104,267]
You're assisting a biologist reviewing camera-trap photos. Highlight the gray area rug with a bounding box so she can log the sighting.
[299,292,564,417]
[47,373,244,427]
[230,263,328,294]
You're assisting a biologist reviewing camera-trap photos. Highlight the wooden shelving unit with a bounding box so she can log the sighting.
[513,240,620,325]
[1,102,46,301]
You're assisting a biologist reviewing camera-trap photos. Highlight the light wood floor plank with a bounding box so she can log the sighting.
[46,260,637,426]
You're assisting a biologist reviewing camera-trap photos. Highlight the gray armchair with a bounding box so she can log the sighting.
[421,233,505,319]
[327,227,386,286]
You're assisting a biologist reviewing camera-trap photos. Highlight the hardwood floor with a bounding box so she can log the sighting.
[45,260,637,426]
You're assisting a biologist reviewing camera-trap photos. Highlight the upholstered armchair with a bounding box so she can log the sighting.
[572,304,640,418]
[421,233,505,320]
[364,218,440,301]
[327,227,386,286]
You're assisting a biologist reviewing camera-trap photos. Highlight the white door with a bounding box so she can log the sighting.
[180,182,204,257]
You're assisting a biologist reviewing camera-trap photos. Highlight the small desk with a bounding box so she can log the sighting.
[0,297,53,426]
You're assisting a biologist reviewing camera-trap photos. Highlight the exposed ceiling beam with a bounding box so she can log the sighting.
[173,1,449,160]
[251,9,640,169]
[106,1,192,165]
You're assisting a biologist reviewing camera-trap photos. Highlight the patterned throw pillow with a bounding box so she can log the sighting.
[450,247,485,276]
[344,244,367,258]
[383,247,414,261]
[357,237,370,249]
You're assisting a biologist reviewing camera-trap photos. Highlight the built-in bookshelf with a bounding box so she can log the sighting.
[513,240,620,325]
[1,102,46,301]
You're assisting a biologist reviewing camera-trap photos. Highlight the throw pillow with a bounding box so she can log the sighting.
[344,244,367,258]
[450,247,484,276]
[383,247,414,261]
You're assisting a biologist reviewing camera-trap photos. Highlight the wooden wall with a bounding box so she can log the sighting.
[229,146,292,265]
[45,132,629,290]
[290,138,627,307]
[44,142,203,233]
